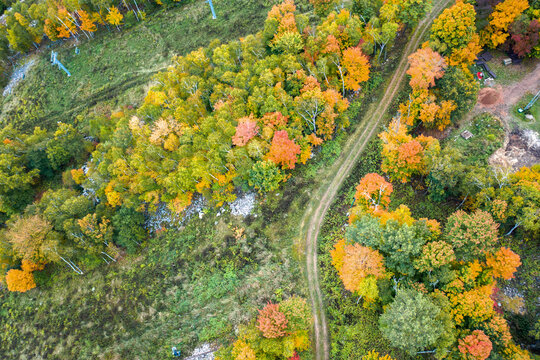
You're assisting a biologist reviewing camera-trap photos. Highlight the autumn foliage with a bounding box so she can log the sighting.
[444,210,499,260]
[331,239,387,303]
[458,330,493,360]
[231,339,256,360]
[79,4,366,213]
[483,0,530,48]
[21,259,45,272]
[406,47,447,89]
[379,119,439,183]
[324,2,537,357]
[486,247,521,280]
[257,302,289,338]
[232,116,259,147]
[354,173,393,210]
[5,268,36,292]
[342,47,371,91]
[217,296,311,360]
[106,6,124,27]
[362,350,393,360]
[267,130,301,169]
[430,1,477,53]
[78,10,97,33]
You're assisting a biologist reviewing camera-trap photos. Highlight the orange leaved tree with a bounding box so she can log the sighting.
[406,47,447,90]
[379,119,440,183]
[5,268,36,292]
[342,47,371,92]
[486,247,521,280]
[458,330,493,360]
[483,0,529,48]
[257,302,288,338]
[331,239,387,304]
[354,173,393,211]
[267,130,301,169]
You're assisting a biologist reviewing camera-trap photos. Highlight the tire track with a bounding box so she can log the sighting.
[300,1,452,359]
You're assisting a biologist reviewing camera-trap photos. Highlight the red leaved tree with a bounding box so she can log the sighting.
[233,116,259,146]
[257,302,288,338]
[458,330,493,360]
[267,130,301,169]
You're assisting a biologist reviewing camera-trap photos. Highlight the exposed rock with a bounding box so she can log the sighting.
[3,59,35,96]
[229,192,256,217]
[188,343,216,360]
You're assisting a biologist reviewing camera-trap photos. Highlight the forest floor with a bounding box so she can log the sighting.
[298,0,454,358]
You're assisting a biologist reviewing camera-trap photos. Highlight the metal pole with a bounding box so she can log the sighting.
[518,89,540,113]
[207,0,216,19]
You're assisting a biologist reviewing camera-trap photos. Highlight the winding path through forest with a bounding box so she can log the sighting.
[299,1,453,359]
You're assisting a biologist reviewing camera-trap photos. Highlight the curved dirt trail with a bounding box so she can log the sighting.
[299,1,452,359]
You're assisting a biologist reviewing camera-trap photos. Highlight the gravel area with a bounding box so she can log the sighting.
[229,192,256,217]
[3,59,35,96]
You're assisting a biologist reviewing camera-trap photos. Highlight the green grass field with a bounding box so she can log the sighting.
[0,0,311,131]
[513,92,540,133]
[0,197,311,358]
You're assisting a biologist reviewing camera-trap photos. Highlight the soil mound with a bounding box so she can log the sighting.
[478,88,502,106]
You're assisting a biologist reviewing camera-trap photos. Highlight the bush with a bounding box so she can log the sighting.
[111,207,146,253]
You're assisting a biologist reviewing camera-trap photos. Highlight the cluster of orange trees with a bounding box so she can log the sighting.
[332,171,532,359]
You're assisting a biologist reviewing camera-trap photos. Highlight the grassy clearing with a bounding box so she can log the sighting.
[0,0,311,131]
[473,51,538,87]
[444,112,505,166]
[0,176,318,359]
[512,92,540,133]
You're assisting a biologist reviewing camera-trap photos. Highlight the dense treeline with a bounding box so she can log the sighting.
[0,0,178,54]
[332,171,535,358]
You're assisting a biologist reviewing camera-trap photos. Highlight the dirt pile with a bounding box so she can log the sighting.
[478,87,503,106]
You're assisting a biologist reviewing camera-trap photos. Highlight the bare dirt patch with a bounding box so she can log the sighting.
[489,129,540,170]
[478,87,502,106]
